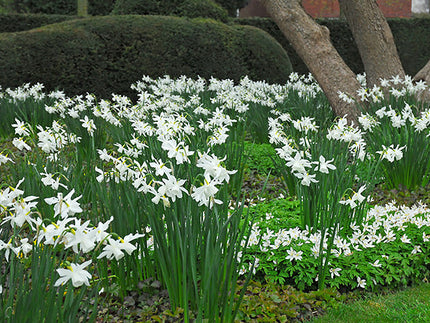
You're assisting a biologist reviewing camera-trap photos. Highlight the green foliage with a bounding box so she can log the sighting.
[0,233,99,322]
[359,100,430,191]
[0,86,58,137]
[2,0,115,15]
[111,0,229,21]
[214,0,247,16]
[88,0,115,16]
[236,17,306,75]
[111,0,178,15]
[389,17,430,77]
[266,112,382,288]
[0,13,81,32]
[235,280,344,322]
[235,17,364,75]
[246,102,272,144]
[175,0,229,22]
[0,15,292,99]
[246,198,302,229]
[15,0,76,15]
[3,73,430,321]
[0,77,255,321]
[236,17,430,76]
[311,283,430,323]
[241,198,430,292]
[244,142,278,175]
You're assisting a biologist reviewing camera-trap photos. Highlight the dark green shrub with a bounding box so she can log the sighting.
[0,13,81,32]
[111,0,172,15]
[2,0,115,16]
[235,17,362,75]
[11,0,76,15]
[88,0,115,16]
[236,17,430,77]
[175,0,229,22]
[235,17,306,74]
[388,17,430,77]
[214,0,248,17]
[111,0,228,22]
[0,15,292,98]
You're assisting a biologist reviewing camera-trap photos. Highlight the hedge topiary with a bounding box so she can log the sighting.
[236,17,430,77]
[88,0,116,16]
[235,17,363,75]
[388,18,430,78]
[0,13,81,33]
[175,0,229,22]
[111,0,229,22]
[0,15,292,98]
[214,0,248,17]
[110,0,165,16]
[235,17,308,75]
[3,0,115,16]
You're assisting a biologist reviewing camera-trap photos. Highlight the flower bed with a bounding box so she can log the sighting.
[0,74,430,321]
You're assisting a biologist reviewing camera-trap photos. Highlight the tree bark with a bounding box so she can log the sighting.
[338,0,405,87]
[414,59,430,84]
[258,0,361,121]
[414,59,430,102]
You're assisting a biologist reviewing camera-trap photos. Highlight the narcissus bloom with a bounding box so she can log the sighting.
[191,175,222,208]
[44,189,83,219]
[54,260,92,287]
[80,115,96,136]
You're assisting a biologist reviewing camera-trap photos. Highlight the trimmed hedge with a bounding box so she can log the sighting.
[214,0,248,17]
[175,0,229,22]
[111,0,229,22]
[0,15,292,98]
[389,18,430,77]
[0,2,228,34]
[236,17,430,76]
[0,13,81,33]
[3,0,115,16]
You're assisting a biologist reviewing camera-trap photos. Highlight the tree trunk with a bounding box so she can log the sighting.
[414,59,430,102]
[415,59,430,84]
[258,0,361,121]
[338,0,405,87]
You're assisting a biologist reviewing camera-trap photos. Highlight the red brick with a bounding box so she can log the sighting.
[302,0,340,18]
[240,0,412,19]
[377,0,411,17]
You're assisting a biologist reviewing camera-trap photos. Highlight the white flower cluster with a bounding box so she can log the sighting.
[359,103,430,136]
[376,144,405,162]
[269,113,368,187]
[4,82,48,102]
[339,74,428,104]
[0,178,144,288]
[240,201,430,289]
[11,118,82,163]
[89,77,250,209]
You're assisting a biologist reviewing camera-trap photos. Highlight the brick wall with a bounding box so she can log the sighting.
[240,0,412,18]
[302,0,340,18]
[378,0,412,17]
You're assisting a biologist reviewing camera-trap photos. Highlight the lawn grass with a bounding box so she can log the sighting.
[310,283,430,323]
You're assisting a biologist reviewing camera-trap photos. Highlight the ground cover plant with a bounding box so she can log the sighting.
[310,282,430,323]
[1,74,430,321]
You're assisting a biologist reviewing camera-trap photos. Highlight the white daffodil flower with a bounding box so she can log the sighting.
[55,260,92,287]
